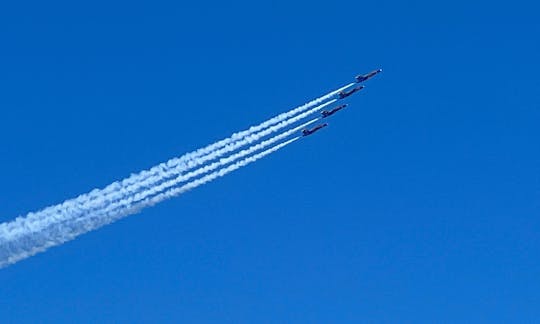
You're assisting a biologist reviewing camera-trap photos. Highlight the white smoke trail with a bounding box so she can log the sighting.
[85,100,335,207]
[141,137,301,207]
[83,119,319,220]
[1,119,317,243]
[99,99,335,204]
[0,137,300,268]
[3,84,352,239]
[2,99,338,245]
[0,99,334,245]
[68,136,301,234]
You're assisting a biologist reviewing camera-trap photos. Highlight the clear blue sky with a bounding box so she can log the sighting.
[1,0,539,322]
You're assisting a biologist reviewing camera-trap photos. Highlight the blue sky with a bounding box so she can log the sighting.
[1,0,539,322]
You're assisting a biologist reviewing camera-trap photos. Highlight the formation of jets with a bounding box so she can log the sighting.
[302,69,382,137]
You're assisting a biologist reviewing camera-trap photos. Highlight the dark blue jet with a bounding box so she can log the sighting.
[355,69,383,83]
[302,123,328,136]
[338,85,365,99]
[321,104,348,118]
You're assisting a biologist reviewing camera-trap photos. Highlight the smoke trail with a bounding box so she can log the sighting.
[100,100,335,204]
[0,99,334,245]
[0,137,299,268]
[89,84,350,198]
[1,119,316,244]
[140,137,300,207]
[87,100,335,207]
[83,119,319,220]
[6,99,337,243]
[5,84,352,237]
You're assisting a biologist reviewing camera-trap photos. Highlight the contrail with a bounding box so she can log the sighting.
[5,84,352,239]
[2,98,338,244]
[82,119,319,220]
[85,100,335,208]
[90,83,351,197]
[140,137,301,208]
[101,100,335,204]
[70,136,301,235]
[0,118,316,245]
[0,137,300,268]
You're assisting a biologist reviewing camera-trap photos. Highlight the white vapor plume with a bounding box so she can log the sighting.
[0,119,315,244]
[100,100,335,204]
[3,84,352,241]
[84,119,319,219]
[1,99,336,243]
[87,100,334,208]
[0,137,299,268]
[142,137,300,207]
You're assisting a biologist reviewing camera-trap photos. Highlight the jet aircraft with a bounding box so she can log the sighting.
[302,123,328,136]
[321,104,347,118]
[355,69,382,83]
[338,86,365,99]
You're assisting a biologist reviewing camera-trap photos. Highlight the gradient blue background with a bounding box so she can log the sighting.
[1,1,539,322]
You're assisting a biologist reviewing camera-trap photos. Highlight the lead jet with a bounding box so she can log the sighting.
[355,69,382,83]
[321,104,347,118]
[338,85,365,99]
[302,123,328,136]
